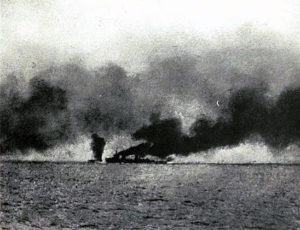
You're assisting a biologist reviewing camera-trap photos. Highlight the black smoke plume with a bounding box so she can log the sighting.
[265,87,300,148]
[132,87,300,158]
[0,76,71,152]
[0,64,150,153]
[132,113,188,158]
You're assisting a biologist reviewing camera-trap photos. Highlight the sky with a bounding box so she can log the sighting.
[1,0,300,77]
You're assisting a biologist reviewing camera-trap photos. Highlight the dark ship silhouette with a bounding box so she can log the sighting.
[90,133,168,164]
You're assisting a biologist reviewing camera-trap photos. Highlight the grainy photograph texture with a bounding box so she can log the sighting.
[0,0,300,229]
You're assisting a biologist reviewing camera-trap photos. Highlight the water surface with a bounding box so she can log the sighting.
[1,162,299,229]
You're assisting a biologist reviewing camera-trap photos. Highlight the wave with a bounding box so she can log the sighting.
[171,142,300,164]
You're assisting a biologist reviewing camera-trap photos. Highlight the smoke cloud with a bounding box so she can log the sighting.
[1,29,299,160]
[0,64,154,153]
[133,86,300,158]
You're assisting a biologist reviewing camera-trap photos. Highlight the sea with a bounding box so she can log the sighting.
[0,162,299,229]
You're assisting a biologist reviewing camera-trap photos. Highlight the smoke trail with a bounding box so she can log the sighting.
[133,87,300,158]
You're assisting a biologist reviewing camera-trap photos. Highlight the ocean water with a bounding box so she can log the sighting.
[0,162,299,229]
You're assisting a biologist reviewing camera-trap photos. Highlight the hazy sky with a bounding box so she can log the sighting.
[1,0,300,77]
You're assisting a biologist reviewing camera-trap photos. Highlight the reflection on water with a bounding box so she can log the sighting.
[1,162,299,229]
